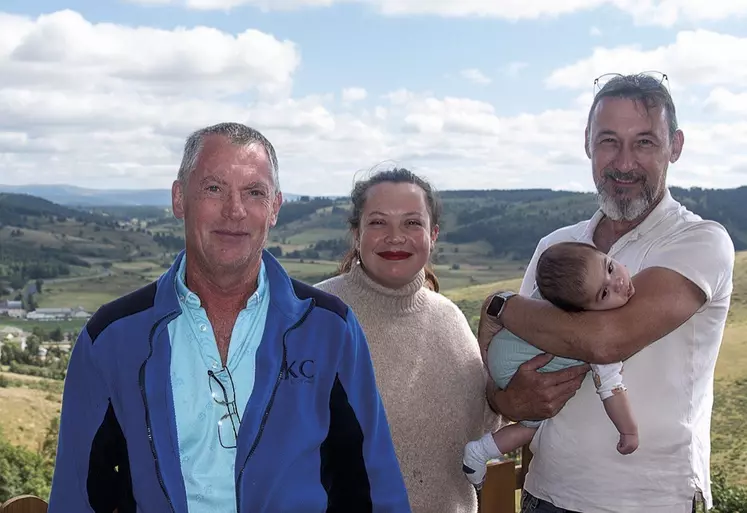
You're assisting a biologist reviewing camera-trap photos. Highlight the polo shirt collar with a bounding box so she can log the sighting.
[577,187,679,244]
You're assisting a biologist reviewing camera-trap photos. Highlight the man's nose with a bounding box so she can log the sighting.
[614,143,637,172]
[223,190,247,219]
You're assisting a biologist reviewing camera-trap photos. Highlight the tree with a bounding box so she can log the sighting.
[0,431,54,503]
[49,327,64,342]
[266,246,283,258]
[24,335,41,363]
[39,417,59,464]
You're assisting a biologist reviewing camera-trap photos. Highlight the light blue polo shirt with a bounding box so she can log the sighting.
[168,256,270,512]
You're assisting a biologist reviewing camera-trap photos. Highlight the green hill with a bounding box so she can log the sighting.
[269,186,747,265]
[3,186,747,300]
[0,194,180,293]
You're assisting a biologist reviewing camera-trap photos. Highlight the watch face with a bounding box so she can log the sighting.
[486,295,504,317]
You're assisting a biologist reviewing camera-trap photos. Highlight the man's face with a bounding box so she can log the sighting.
[171,134,282,275]
[586,96,684,222]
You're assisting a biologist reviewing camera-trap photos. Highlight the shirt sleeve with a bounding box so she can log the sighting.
[590,362,626,401]
[519,236,551,297]
[642,221,735,308]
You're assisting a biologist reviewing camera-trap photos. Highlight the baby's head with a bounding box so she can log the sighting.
[536,241,635,312]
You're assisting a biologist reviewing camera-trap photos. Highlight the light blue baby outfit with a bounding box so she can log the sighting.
[487,288,585,429]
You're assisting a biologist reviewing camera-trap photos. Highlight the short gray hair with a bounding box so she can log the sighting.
[587,73,678,141]
[177,122,279,189]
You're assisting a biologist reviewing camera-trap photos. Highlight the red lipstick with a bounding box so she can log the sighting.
[377,251,412,261]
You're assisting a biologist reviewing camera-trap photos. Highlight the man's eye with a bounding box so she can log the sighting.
[602,289,608,299]
[608,262,614,274]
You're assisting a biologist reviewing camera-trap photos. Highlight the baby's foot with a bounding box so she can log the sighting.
[617,433,639,455]
[462,441,488,489]
[463,439,503,489]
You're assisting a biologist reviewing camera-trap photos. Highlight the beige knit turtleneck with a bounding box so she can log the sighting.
[316,262,504,513]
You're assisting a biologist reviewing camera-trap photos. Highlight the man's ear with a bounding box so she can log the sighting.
[584,126,592,159]
[670,129,684,163]
[269,191,283,227]
[172,180,185,220]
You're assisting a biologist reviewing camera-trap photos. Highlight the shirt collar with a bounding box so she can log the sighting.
[577,187,678,243]
[174,255,268,310]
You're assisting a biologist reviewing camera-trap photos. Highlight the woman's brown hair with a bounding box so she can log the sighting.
[337,167,442,292]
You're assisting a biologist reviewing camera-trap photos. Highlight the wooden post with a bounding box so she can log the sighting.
[478,459,516,513]
[0,495,48,513]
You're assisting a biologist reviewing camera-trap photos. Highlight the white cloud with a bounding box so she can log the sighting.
[124,0,747,26]
[459,68,492,85]
[341,87,367,102]
[0,10,299,99]
[590,26,602,36]
[1,10,746,195]
[546,30,747,91]
[703,87,747,116]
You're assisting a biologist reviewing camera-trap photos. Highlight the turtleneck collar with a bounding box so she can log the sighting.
[346,260,428,315]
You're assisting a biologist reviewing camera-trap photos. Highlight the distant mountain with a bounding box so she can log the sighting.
[0,184,172,207]
[0,184,304,207]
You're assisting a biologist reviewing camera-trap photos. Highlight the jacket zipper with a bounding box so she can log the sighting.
[235,299,315,512]
[139,311,179,513]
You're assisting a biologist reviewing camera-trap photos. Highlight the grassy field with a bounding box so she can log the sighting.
[36,270,155,311]
[283,228,348,246]
[26,254,527,312]
[0,373,61,452]
[0,318,86,333]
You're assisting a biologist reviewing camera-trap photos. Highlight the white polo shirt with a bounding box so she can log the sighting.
[519,188,734,512]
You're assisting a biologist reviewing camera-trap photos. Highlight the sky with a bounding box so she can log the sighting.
[1,1,746,196]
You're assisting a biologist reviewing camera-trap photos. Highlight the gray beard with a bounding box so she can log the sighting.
[595,172,658,222]
[596,191,652,221]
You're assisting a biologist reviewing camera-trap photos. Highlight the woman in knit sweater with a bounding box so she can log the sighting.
[315,168,504,513]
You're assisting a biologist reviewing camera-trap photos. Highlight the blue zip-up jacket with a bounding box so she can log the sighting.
[48,250,411,513]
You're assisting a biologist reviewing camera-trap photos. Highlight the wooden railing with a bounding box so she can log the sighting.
[0,446,531,513]
[0,495,47,513]
[479,445,532,513]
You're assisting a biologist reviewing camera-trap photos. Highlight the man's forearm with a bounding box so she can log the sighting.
[501,295,611,362]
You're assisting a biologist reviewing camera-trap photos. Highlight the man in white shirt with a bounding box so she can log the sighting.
[479,73,735,512]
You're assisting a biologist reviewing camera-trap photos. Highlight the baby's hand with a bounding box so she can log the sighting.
[617,433,639,455]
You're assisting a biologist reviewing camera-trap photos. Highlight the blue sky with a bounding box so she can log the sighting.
[1,0,746,195]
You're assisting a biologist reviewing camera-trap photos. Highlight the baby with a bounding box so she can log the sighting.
[462,241,639,489]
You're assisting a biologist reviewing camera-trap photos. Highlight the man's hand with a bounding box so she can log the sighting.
[487,353,590,422]
[477,292,506,363]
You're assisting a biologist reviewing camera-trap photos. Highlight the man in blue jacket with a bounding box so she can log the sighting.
[48,122,411,513]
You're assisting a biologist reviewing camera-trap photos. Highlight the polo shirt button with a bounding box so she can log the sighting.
[199,324,207,332]
[212,361,219,369]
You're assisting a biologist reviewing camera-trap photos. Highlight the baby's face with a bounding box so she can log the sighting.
[582,252,634,310]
